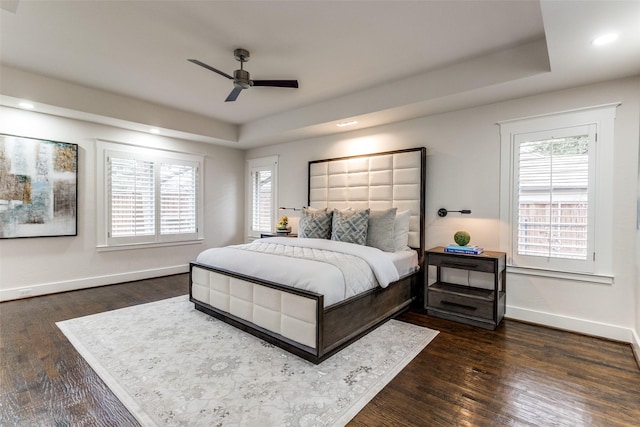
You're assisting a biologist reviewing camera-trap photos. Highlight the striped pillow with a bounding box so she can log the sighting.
[298,208,333,239]
[331,208,370,245]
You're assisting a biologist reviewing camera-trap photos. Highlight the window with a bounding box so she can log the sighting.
[109,156,156,238]
[160,163,198,235]
[513,125,595,272]
[499,104,617,277]
[97,141,203,248]
[247,156,278,238]
[252,169,273,232]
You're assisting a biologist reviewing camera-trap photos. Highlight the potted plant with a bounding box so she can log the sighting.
[276,215,289,233]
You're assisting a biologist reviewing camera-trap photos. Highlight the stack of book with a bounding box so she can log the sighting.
[444,244,484,255]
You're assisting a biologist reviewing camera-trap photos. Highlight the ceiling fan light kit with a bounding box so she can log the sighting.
[189,48,299,102]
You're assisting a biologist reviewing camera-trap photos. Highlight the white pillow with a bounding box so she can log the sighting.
[393,210,411,251]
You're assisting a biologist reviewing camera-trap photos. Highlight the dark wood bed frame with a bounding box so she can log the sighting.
[190,147,426,364]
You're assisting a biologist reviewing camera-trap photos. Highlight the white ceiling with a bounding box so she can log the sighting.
[1,1,639,148]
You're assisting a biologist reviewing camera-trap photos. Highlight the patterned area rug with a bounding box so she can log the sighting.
[57,296,438,427]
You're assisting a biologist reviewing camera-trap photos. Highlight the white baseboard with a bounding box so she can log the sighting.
[0,265,189,302]
[506,305,635,343]
[632,329,640,370]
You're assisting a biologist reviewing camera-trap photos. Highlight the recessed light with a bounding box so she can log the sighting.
[149,128,160,134]
[336,120,358,127]
[18,102,35,109]
[592,33,619,46]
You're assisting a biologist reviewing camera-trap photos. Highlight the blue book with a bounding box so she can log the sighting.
[444,244,484,255]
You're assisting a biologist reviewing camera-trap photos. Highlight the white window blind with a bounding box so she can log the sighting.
[109,157,155,237]
[246,156,278,239]
[98,141,203,248]
[160,163,197,235]
[499,104,617,279]
[516,134,590,260]
[251,169,273,232]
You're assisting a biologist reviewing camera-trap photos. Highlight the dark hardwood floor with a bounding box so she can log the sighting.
[1,274,638,426]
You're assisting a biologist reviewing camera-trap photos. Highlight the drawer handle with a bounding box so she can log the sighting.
[441,262,479,269]
[441,300,477,311]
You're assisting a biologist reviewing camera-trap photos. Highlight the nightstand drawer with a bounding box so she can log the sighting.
[428,290,493,319]
[428,253,495,273]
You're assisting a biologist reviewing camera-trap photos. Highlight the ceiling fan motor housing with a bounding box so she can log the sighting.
[233,69,252,89]
[234,48,250,62]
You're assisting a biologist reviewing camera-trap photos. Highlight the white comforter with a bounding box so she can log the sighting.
[196,237,400,307]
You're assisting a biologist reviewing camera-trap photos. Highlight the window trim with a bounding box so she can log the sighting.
[498,103,618,278]
[96,140,204,249]
[246,155,278,239]
[511,124,596,273]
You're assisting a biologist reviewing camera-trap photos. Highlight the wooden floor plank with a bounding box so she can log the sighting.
[1,273,638,426]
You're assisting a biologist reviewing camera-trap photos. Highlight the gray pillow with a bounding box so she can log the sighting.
[331,208,370,245]
[366,208,397,252]
[298,208,333,239]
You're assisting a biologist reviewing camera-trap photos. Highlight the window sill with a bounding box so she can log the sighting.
[506,265,614,285]
[96,239,204,252]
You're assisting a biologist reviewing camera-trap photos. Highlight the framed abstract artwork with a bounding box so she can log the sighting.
[0,134,78,238]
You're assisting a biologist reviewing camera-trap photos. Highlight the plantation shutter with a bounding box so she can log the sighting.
[108,156,155,237]
[251,169,273,232]
[100,142,203,248]
[515,126,594,262]
[160,163,197,235]
[500,105,616,277]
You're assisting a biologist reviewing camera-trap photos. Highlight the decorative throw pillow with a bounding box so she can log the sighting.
[366,208,397,252]
[394,210,411,251]
[298,208,333,239]
[331,208,370,245]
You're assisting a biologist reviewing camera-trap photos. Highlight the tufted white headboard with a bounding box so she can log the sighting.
[307,147,426,253]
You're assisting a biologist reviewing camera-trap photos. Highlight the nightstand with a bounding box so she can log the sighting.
[260,232,297,238]
[425,246,506,330]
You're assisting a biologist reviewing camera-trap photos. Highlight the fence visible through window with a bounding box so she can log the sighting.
[517,135,589,260]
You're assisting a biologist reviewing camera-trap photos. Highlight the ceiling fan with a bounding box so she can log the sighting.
[188,48,299,102]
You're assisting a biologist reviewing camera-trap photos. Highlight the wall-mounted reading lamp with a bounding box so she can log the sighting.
[438,208,471,217]
[279,207,302,211]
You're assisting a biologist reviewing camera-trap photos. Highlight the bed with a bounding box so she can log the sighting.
[189,147,426,363]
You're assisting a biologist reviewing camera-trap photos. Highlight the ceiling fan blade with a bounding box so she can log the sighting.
[225,87,243,102]
[252,80,299,88]
[188,59,234,80]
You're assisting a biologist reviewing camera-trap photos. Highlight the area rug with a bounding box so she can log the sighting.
[57,295,438,427]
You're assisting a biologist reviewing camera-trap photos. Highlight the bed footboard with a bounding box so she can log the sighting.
[189,262,417,364]
[190,262,324,361]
